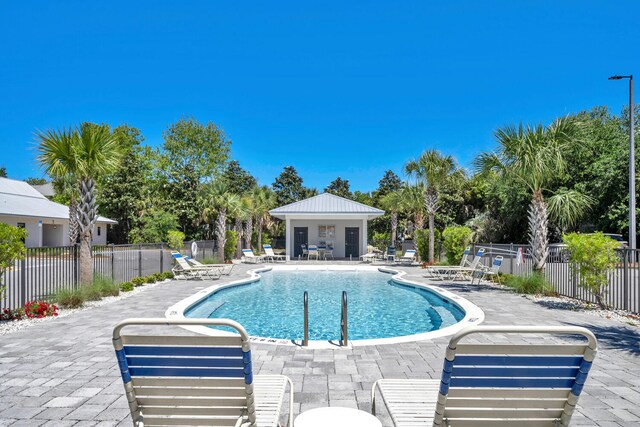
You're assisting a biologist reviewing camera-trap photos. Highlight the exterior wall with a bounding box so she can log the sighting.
[289,219,366,258]
[0,215,111,247]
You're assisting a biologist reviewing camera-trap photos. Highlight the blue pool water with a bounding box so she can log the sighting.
[185,270,465,341]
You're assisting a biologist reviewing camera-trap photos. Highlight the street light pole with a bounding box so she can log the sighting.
[609,74,636,250]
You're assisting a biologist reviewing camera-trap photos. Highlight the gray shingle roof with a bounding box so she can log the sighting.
[269,192,384,215]
[0,178,117,224]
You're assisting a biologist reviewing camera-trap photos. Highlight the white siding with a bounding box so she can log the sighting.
[289,219,364,258]
[0,215,110,247]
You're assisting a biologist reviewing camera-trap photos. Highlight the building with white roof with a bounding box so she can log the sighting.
[269,192,384,260]
[0,177,117,247]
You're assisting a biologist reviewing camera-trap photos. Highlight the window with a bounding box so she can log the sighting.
[318,225,335,239]
[97,226,101,236]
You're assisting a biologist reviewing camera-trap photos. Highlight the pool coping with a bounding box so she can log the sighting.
[165,264,485,348]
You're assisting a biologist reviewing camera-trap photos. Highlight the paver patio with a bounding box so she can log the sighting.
[1,263,639,426]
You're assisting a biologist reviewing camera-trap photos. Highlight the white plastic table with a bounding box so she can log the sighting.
[294,406,382,427]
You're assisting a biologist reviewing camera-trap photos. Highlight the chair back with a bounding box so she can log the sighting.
[468,247,486,269]
[459,247,471,267]
[489,255,503,273]
[308,245,319,256]
[171,251,183,259]
[113,318,257,427]
[263,245,276,256]
[242,249,256,258]
[387,246,396,256]
[403,249,416,259]
[434,326,597,427]
[184,256,204,267]
[174,256,193,271]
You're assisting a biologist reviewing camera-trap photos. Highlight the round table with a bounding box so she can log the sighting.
[294,406,382,427]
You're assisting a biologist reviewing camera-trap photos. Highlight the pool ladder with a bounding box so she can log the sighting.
[302,290,348,347]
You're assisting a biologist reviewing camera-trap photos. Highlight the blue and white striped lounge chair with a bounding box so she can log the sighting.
[263,245,286,263]
[397,249,417,265]
[425,247,472,278]
[184,255,235,276]
[171,252,222,280]
[372,325,597,427]
[471,255,503,284]
[242,249,264,264]
[113,318,294,427]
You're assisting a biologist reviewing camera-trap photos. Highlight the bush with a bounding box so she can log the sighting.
[167,230,185,251]
[144,275,156,284]
[83,285,103,301]
[93,275,120,297]
[564,232,619,309]
[132,277,145,287]
[162,272,174,280]
[372,231,390,250]
[202,256,223,265]
[119,281,134,292]
[55,289,85,308]
[504,273,554,295]
[224,230,238,261]
[23,300,58,318]
[442,226,473,265]
[151,272,164,282]
[0,223,27,300]
[414,229,441,262]
[1,307,24,321]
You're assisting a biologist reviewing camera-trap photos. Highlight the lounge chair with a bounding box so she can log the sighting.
[360,252,377,263]
[263,245,286,263]
[397,249,417,265]
[242,249,264,264]
[184,256,235,276]
[171,253,222,280]
[427,248,486,281]
[471,255,503,284]
[372,325,597,427]
[113,318,294,427]
[425,247,471,277]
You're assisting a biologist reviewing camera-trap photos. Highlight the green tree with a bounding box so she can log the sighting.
[200,181,242,261]
[52,174,79,244]
[405,149,463,263]
[0,224,27,299]
[373,170,402,203]
[564,232,619,309]
[223,160,257,195]
[161,117,231,238]
[166,230,186,251]
[0,166,6,177]
[36,123,121,285]
[475,118,591,273]
[442,226,473,264]
[380,189,405,244]
[272,166,313,206]
[25,177,47,185]
[325,177,353,199]
[130,210,179,243]
[251,186,276,251]
[97,125,147,243]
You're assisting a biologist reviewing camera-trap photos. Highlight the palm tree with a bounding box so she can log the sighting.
[36,123,120,285]
[200,181,242,261]
[405,150,461,262]
[401,184,426,231]
[380,189,405,245]
[474,117,590,273]
[52,174,80,245]
[241,194,259,251]
[251,186,276,251]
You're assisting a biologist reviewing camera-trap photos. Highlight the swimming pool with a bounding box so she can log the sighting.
[183,268,469,342]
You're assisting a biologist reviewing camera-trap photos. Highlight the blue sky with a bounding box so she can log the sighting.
[1,1,638,192]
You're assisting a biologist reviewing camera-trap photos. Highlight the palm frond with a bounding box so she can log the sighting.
[547,188,593,230]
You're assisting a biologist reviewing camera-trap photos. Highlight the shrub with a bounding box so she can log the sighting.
[0,223,27,300]
[132,277,145,287]
[152,272,165,282]
[119,281,134,292]
[162,272,175,280]
[167,230,186,251]
[504,273,554,295]
[202,256,223,265]
[55,289,85,308]
[372,231,390,250]
[23,300,58,318]
[442,226,473,265]
[414,228,441,262]
[83,285,103,301]
[93,275,120,297]
[564,232,619,309]
[224,230,238,261]
[144,275,156,284]
[1,307,24,321]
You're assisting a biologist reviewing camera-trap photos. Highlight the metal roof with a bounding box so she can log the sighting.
[0,178,117,224]
[32,182,56,197]
[269,192,384,216]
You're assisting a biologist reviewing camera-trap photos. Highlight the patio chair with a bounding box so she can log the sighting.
[427,248,486,281]
[184,256,234,276]
[113,318,294,427]
[242,249,264,264]
[385,246,397,263]
[372,325,598,427]
[359,252,377,263]
[471,255,503,284]
[263,244,286,263]
[171,253,222,280]
[397,249,417,265]
[425,247,471,278]
[300,244,308,259]
[323,247,334,260]
[307,245,319,261]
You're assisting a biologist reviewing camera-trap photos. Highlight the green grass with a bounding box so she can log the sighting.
[504,273,555,295]
[54,288,85,308]
[201,257,223,265]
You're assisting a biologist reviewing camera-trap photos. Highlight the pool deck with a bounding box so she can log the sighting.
[0,262,639,426]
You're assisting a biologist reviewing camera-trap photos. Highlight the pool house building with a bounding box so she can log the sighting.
[269,192,384,260]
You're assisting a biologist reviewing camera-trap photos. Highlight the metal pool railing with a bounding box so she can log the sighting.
[472,243,640,314]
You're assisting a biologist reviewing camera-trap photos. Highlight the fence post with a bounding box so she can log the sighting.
[623,249,629,311]
[111,244,115,282]
[160,244,164,274]
[510,243,514,274]
[138,244,143,277]
[74,244,79,289]
[19,255,26,307]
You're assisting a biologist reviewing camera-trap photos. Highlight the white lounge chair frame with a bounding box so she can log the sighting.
[171,255,222,280]
[372,325,598,427]
[186,256,235,276]
[471,255,503,284]
[242,249,264,264]
[397,249,417,265]
[263,245,286,263]
[113,318,294,427]
[428,248,486,281]
[425,247,471,278]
